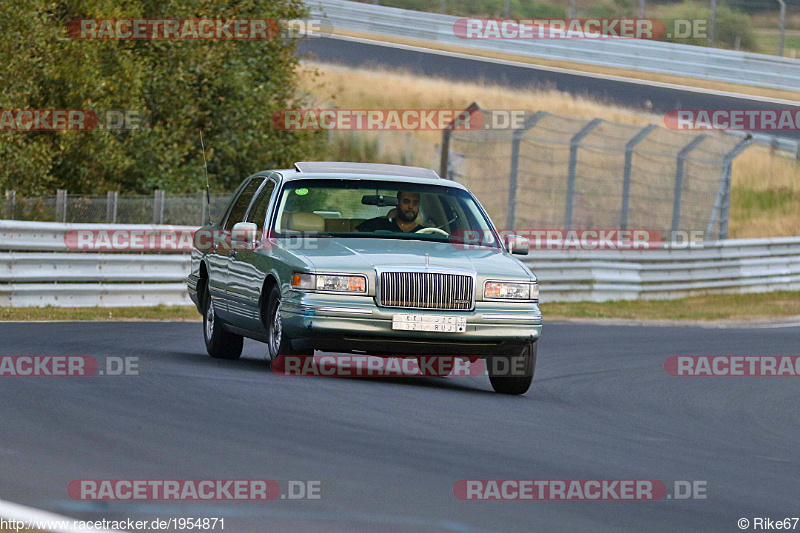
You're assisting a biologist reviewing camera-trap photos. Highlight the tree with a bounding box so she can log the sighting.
[0,0,324,195]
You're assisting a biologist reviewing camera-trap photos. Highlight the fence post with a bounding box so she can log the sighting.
[778,0,786,57]
[56,189,67,223]
[621,124,657,230]
[506,111,548,229]
[671,135,707,234]
[4,190,15,220]
[200,190,207,226]
[441,102,479,179]
[564,118,602,229]
[106,191,118,223]
[705,137,752,240]
[153,189,165,225]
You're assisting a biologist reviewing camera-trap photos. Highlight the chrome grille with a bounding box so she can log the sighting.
[379,271,474,310]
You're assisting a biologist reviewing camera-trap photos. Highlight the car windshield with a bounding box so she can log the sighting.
[273,178,500,247]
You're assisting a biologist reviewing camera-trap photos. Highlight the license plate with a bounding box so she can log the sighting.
[391,314,467,333]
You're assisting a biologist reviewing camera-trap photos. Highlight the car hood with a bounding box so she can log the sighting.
[291,237,533,279]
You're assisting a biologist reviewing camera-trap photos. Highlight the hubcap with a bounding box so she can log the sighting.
[205,298,214,340]
[270,300,282,355]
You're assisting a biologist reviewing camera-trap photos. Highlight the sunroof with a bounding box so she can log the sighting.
[293,162,440,180]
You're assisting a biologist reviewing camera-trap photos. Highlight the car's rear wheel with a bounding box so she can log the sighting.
[488,341,536,395]
[203,285,243,360]
[266,285,313,362]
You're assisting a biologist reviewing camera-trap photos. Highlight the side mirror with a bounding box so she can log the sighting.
[505,234,529,256]
[231,222,258,249]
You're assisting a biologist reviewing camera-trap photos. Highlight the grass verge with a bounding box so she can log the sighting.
[0,305,201,322]
[541,291,800,321]
[1,292,799,322]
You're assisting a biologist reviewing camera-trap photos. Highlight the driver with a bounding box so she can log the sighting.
[356,191,422,233]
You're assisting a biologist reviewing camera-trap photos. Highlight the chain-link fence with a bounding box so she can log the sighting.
[4,108,751,238]
[440,109,751,240]
[2,190,233,226]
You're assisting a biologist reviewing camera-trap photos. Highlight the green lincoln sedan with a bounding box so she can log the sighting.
[188,162,542,394]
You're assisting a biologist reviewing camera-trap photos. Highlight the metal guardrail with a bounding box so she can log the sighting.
[0,221,194,307]
[2,221,800,306]
[310,0,800,92]
[525,237,800,301]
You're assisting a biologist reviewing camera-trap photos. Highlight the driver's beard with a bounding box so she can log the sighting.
[397,210,417,223]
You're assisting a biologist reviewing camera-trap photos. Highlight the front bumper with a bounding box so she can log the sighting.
[280,290,542,356]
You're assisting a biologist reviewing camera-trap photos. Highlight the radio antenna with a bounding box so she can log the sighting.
[200,129,210,207]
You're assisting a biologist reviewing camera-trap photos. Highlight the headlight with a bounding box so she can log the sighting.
[292,272,366,293]
[484,281,538,301]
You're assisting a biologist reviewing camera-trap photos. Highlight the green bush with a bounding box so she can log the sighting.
[0,0,325,195]
[659,1,756,51]
[586,0,635,19]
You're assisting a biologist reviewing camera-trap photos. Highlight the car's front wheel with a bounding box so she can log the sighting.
[488,341,536,395]
[203,285,243,360]
[265,285,313,362]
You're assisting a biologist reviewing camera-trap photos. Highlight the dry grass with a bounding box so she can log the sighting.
[298,63,800,238]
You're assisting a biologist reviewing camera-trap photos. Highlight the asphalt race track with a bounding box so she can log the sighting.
[1,321,798,532]
[297,35,800,140]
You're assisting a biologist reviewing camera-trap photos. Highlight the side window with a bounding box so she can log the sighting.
[223,178,265,231]
[245,180,276,231]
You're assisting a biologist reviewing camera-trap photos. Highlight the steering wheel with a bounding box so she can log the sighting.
[416,227,450,236]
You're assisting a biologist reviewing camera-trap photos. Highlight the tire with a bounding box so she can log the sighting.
[488,341,536,395]
[203,284,243,360]
[265,285,313,362]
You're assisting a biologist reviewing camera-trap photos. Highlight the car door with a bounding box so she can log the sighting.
[208,176,265,321]
[226,177,277,331]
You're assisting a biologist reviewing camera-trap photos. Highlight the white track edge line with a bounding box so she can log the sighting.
[0,497,125,533]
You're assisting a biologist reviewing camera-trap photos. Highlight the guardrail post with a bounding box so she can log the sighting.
[106,191,118,223]
[671,135,707,234]
[153,189,165,225]
[565,118,603,229]
[4,190,15,220]
[506,111,548,229]
[441,102,479,179]
[56,189,67,223]
[621,124,657,230]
